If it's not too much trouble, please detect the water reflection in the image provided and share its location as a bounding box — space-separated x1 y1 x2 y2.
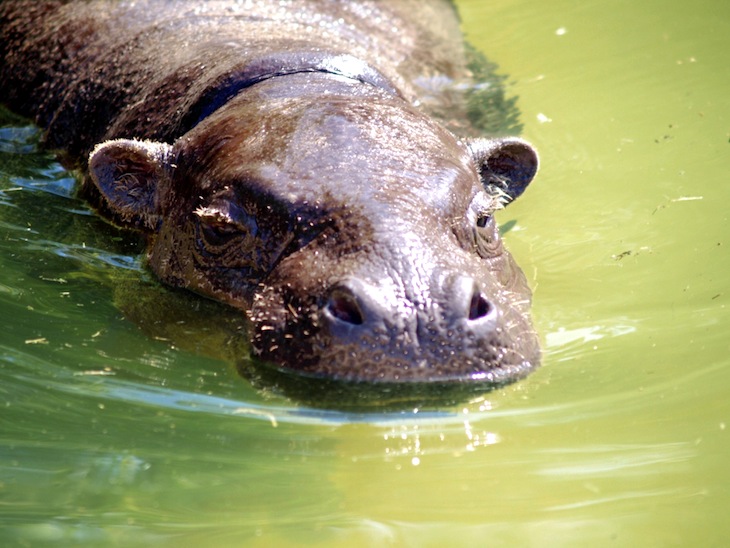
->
546 321 637 349
378 413 502 466
536 442 696 478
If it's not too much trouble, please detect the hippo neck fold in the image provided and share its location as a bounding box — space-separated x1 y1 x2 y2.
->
187 51 403 127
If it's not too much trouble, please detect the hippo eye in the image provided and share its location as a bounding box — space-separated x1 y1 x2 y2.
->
476 213 491 228
473 211 502 258
201 219 240 247
466 193 504 258
195 206 243 248
474 212 496 235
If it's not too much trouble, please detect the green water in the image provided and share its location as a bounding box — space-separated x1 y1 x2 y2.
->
1 0 729 545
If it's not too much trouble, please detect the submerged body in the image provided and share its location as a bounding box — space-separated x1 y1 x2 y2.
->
0 0 540 391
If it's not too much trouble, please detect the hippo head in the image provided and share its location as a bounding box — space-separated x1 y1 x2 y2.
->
88 74 539 397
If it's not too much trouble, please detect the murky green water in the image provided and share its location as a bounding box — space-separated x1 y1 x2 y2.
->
1 0 729 545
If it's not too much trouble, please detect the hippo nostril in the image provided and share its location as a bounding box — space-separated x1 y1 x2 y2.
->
327 289 364 325
468 291 493 321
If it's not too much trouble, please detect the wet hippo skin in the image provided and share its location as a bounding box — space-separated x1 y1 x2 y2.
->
0 1 540 402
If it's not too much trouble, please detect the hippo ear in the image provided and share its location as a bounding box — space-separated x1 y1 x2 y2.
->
88 139 173 230
468 137 539 202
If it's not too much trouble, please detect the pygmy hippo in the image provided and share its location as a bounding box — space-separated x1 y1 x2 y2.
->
0 0 540 396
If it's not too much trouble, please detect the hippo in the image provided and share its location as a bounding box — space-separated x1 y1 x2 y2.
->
0 0 540 403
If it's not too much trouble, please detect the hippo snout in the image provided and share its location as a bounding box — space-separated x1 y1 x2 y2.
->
323 275 498 338
261 263 533 384
453 275 497 324
323 279 380 333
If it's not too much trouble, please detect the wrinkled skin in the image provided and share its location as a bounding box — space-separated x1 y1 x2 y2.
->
0 0 540 394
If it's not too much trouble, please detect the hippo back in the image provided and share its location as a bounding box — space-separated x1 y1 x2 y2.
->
0 0 512 164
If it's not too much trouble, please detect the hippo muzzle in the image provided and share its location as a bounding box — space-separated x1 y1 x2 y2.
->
250 210 539 384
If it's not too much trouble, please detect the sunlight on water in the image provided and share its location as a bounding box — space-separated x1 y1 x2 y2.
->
1 0 730 545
